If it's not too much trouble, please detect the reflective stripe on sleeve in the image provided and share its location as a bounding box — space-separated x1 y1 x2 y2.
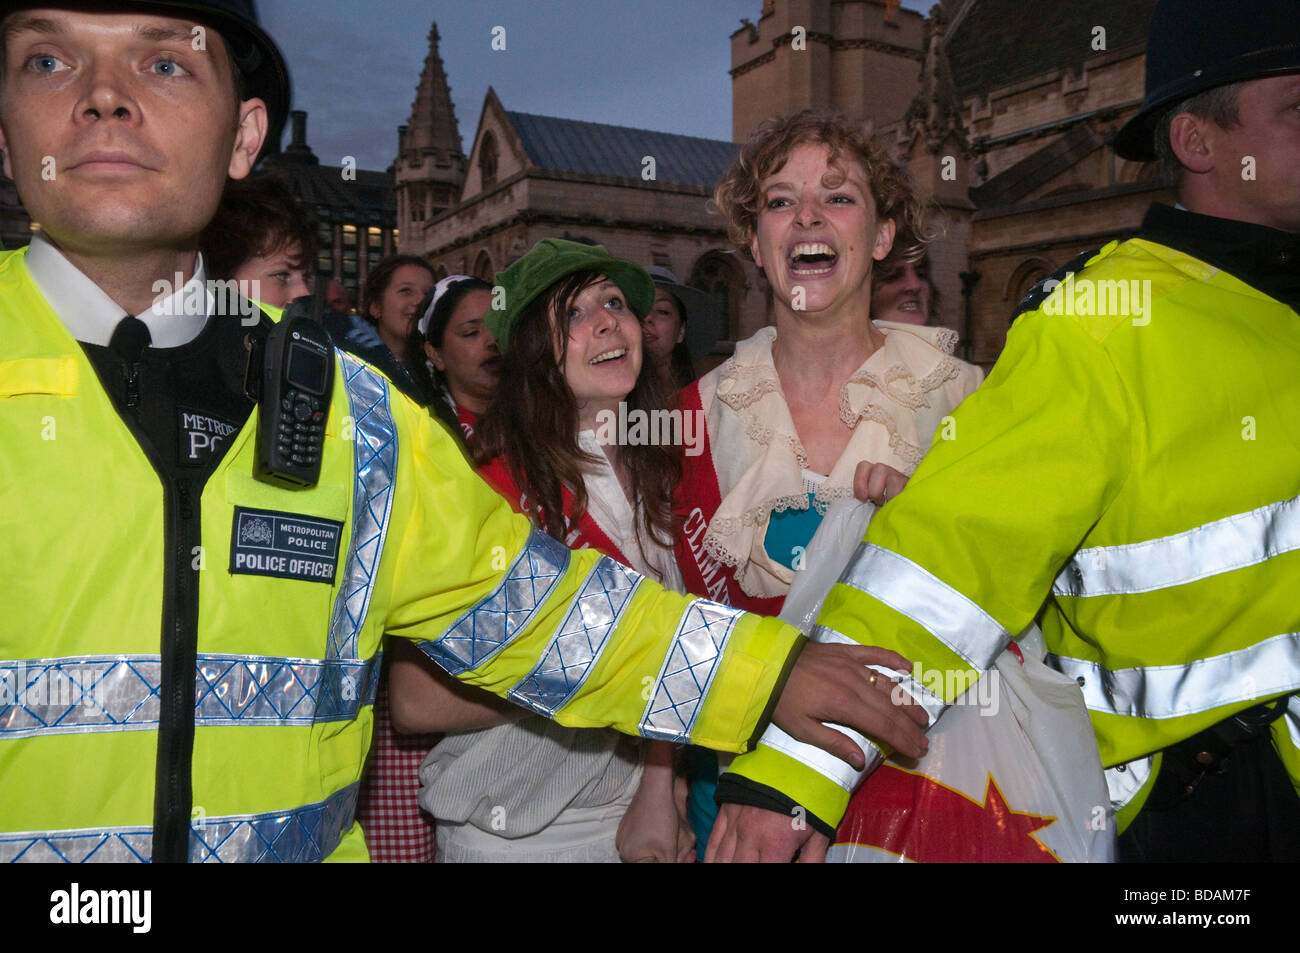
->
329 352 399 661
747 625 944 793
419 527 570 677
507 557 643 717
1053 494 1300 598
838 543 1008 670
1047 631 1300 720
638 599 744 743
758 723 884 792
0 783 359 863
0 654 382 738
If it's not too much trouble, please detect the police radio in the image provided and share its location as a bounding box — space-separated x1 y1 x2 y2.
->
249 296 335 489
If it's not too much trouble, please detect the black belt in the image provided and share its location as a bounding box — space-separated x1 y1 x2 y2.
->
1144 695 1292 811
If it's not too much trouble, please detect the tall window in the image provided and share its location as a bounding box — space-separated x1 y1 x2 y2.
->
480 132 499 189
691 252 745 342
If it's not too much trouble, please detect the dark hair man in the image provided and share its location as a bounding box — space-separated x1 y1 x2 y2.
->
710 0 1300 863
0 1 925 862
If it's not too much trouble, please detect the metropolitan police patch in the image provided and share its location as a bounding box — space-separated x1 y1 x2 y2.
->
230 506 343 584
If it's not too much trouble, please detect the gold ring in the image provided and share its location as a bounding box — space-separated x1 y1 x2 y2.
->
869 672 879 688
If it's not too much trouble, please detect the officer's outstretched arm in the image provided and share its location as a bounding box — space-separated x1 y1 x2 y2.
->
381 400 931 758
381 400 796 753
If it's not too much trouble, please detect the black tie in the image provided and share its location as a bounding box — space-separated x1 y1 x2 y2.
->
110 315 151 407
110 314 152 361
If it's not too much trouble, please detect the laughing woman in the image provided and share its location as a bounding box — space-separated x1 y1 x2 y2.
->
674 109 984 850
389 239 694 862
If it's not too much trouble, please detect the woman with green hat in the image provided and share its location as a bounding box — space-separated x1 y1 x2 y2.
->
389 238 695 862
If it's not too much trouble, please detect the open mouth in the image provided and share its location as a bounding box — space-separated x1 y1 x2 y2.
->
589 348 627 366
895 299 921 312
789 241 838 277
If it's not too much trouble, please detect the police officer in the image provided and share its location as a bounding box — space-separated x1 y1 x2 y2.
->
710 0 1300 862
0 0 926 862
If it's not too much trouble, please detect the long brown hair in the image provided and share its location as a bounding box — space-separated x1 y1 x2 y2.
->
474 269 681 552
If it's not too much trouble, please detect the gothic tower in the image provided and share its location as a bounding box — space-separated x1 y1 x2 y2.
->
394 23 467 253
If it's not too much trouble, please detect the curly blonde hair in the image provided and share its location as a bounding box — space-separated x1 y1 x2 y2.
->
713 109 929 275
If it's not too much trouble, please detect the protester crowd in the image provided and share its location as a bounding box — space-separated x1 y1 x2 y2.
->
2 0 1297 865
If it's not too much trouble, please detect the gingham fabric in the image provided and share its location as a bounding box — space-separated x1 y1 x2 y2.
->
355 681 438 862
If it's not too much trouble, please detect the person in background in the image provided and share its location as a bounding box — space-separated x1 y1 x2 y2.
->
202 172 316 309
674 109 984 857
871 251 938 327
325 278 352 315
641 267 702 394
392 240 699 862
406 275 500 444
325 254 436 407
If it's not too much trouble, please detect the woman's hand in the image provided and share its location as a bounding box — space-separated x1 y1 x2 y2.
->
616 741 693 862
853 461 909 505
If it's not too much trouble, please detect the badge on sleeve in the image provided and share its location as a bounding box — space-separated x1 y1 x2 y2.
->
230 506 343 584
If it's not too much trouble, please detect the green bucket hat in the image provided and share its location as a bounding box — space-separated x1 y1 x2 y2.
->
486 238 655 352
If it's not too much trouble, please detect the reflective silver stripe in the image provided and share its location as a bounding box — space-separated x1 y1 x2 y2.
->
839 543 1007 670
328 352 399 661
0 655 381 738
190 783 359 862
507 557 642 717
758 723 883 793
0 656 159 737
420 527 570 677
0 825 153 863
1053 494 1300 598
1047 631 1300 720
638 599 743 743
1106 754 1154 815
1 784 359 863
194 654 381 726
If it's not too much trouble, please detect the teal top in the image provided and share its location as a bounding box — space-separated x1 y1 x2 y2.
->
762 493 823 570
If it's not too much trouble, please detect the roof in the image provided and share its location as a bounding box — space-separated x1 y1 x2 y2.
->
264 158 396 226
506 111 738 188
970 120 1105 208
947 0 1157 99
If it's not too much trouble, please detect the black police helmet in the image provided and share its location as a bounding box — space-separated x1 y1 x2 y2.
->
1115 0 1300 162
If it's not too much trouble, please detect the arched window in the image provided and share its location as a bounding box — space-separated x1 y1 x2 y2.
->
1004 256 1056 322
690 251 746 343
473 250 494 281
480 132 499 189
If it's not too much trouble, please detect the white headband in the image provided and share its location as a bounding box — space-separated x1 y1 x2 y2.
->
417 274 475 338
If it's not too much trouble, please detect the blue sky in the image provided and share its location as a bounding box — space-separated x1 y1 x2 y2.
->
259 0 932 171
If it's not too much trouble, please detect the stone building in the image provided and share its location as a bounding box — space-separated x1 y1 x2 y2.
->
262 110 398 306
402 75 766 354
394 23 467 255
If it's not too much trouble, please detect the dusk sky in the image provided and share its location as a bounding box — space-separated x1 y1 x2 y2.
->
259 0 932 171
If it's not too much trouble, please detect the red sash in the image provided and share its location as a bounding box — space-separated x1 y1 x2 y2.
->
477 456 631 565
673 382 785 616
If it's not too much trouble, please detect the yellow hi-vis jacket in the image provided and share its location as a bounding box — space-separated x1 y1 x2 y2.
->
725 236 1300 833
0 247 801 862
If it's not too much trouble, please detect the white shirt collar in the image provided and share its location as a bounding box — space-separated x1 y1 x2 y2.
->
26 231 213 348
